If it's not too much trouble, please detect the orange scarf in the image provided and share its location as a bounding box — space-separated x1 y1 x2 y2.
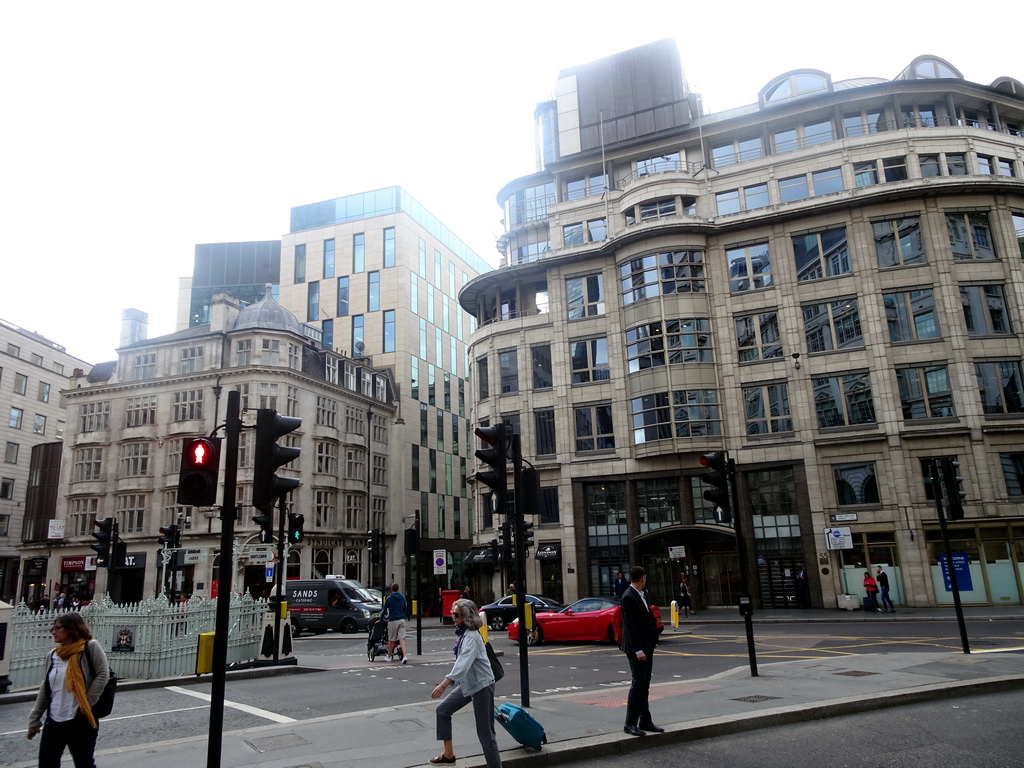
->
55 639 97 729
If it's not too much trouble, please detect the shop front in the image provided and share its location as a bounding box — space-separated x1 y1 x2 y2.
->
924 521 1024 605
535 542 563 603
57 555 98 603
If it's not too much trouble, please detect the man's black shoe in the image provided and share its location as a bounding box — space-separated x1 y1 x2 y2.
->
623 725 645 737
639 723 665 733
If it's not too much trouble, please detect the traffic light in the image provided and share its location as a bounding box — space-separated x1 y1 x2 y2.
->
177 437 222 507
489 538 499 564
253 409 302 509
287 512 305 543
113 537 127 569
91 517 115 568
475 423 508 515
253 511 274 544
368 528 381 564
497 520 512 563
941 458 967 520
404 526 419 556
158 524 179 548
519 518 535 551
700 451 732 524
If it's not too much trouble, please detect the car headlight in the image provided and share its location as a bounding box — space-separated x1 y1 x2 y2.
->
362 609 371 617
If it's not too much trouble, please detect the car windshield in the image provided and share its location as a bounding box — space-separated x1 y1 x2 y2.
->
344 586 376 603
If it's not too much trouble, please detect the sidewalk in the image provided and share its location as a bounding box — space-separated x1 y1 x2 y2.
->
6 606 1024 768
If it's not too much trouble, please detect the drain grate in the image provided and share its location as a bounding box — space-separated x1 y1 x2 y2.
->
730 695 782 703
835 670 879 677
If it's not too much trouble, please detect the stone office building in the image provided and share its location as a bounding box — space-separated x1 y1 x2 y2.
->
460 40 1024 609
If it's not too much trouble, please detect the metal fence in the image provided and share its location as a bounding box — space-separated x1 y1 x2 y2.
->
8 592 267 690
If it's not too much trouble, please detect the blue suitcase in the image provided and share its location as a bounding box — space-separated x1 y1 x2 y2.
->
494 702 547 750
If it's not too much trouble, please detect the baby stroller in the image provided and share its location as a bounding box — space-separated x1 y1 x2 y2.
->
366 612 403 662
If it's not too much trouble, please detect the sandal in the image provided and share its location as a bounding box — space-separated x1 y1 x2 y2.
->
429 755 456 765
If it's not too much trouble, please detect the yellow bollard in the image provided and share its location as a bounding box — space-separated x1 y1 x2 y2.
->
671 600 679 629
196 631 215 675
480 612 489 643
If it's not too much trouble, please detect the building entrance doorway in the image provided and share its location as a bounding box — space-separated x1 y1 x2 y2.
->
700 552 740 608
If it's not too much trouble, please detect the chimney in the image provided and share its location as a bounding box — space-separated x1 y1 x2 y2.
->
209 292 241 332
120 309 149 347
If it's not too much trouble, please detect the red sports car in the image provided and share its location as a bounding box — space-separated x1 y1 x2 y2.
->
507 597 663 646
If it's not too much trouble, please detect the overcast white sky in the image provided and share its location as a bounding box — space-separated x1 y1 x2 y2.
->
2 1 1020 365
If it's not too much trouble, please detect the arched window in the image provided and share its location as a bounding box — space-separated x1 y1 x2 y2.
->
762 71 830 105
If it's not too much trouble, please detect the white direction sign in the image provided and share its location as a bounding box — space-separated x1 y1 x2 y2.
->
248 549 272 563
182 549 205 564
824 527 853 550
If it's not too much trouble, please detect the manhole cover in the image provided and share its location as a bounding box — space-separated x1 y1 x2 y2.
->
246 734 310 753
835 670 879 677
730 695 782 703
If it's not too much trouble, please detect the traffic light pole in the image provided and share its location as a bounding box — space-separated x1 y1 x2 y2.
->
274 494 287 664
932 459 970 654
512 433 530 708
728 458 758 677
208 389 240 768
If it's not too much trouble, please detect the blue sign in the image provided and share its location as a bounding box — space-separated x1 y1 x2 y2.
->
939 552 973 591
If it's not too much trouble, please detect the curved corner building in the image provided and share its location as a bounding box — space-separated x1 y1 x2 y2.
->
459 40 1024 610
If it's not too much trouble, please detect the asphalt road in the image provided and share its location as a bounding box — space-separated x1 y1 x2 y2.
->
2 619 1021 766
573 689 1024 768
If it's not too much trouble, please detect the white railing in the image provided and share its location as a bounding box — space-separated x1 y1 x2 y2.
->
8 592 267 690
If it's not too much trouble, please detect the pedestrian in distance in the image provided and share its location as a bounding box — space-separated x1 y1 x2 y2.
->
428 598 502 766
620 566 664 737
863 570 880 612
382 583 410 663
461 584 473 601
794 564 811 609
678 573 696 616
876 566 896 613
27 612 110 768
613 571 629 599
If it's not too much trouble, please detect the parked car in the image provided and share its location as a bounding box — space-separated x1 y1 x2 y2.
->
507 597 664 645
478 594 564 630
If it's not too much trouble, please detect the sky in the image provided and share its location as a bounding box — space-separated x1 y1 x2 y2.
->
2 1 1021 366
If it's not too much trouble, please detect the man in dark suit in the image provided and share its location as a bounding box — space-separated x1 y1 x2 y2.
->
620 566 663 736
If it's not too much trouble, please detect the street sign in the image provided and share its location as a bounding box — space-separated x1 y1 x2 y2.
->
939 552 974 591
433 549 447 575
183 549 205 564
668 546 687 559
248 549 272 563
48 520 66 539
265 564 275 582
824 527 853 550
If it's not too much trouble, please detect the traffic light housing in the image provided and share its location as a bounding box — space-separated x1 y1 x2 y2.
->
475 423 508 514
700 451 732 524
253 409 302 509
253 511 274 544
158 524 180 548
287 512 305 543
519 519 535 551
368 528 381 564
941 458 967 520
177 437 222 507
497 520 512 563
91 517 115 568
404 526 419 556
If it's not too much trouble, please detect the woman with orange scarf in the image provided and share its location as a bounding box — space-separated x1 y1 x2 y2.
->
27 612 110 768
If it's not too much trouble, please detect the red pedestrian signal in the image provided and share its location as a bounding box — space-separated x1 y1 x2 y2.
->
177 437 222 507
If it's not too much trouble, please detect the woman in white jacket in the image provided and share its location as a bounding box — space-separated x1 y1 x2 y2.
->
428 598 501 766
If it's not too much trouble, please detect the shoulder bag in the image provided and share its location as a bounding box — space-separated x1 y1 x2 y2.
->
484 640 505 682
84 641 118 718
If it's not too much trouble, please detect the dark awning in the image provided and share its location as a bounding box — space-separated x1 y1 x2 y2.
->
464 547 495 566
535 543 561 560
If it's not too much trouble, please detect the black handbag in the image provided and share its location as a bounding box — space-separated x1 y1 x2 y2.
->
484 640 505 682
84 643 117 718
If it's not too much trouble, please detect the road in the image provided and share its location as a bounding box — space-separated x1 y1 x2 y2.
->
573 689 1024 767
2 618 1021 766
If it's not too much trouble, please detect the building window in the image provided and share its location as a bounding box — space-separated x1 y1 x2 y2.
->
743 383 792 434
803 298 863 352
873 217 925 267
534 409 556 455
235 339 252 366
711 136 763 167
67 498 99 537
883 156 908 182
946 154 968 175
566 274 605 319
884 289 939 341
1001 453 1024 496
843 110 884 137
315 441 339 475
835 463 880 505
37 382 50 403
73 447 103 482
961 285 1012 335
897 365 955 419
563 219 608 246
259 382 279 410
477 357 489 400
531 345 552 389
716 189 741 216
574 404 615 451
727 243 772 292
32 414 45 434
353 233 365 273
14 373 27 395
262 339 280 364
383 227 395 268
630 393 672 444
352 315 364 356
323 319 334 352
565 172 606 200
736 312 783 362
635 152 681 175
976 361 1024 414
323 238 335 278
172 389 203 421
345 447 365 480
116 493 147 534
499 349 519 393
316 396 338 427
620 250 705 304
383 309 395 353
307 281 320 322
132 353 156 381
124 395 157 427
538 487 559 524
345 405 365 434
179 346 204 374
294 243 306 284
672 389 722 437
779 173 809 201
6 343 19 357
119 442 151 477
79 401 110 433
919 154 940 178
901 104 937 128
812 372 876 428
8 408 23 429
854 161 879 187
947 212 996 260
812 167 844 195
4 442 18 464
570 337 610 383
1 478 14 499
793 227 850 281
625 319 712 373
368 271 380 312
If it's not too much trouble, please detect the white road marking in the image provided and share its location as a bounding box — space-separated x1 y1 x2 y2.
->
166 685 297 723
0 706 207 736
